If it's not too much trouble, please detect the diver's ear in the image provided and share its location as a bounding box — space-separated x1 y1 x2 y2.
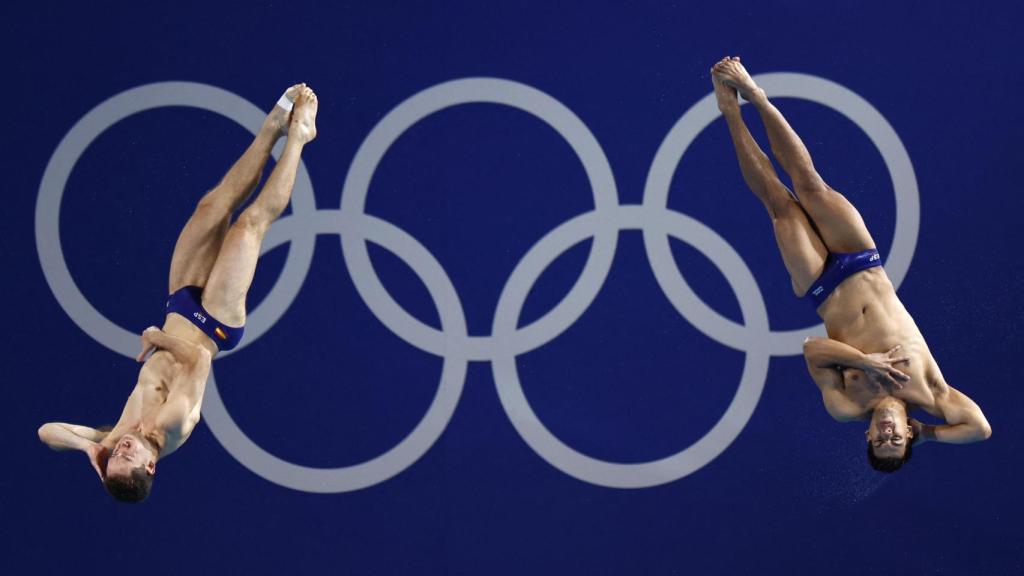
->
145 460 156 476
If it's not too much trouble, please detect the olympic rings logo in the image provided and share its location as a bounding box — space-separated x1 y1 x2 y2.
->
36 75 919 492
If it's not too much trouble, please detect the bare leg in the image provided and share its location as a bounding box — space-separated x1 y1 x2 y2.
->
713 57 875 253
712 66 826 296
167 84 305 292
201 86 319 326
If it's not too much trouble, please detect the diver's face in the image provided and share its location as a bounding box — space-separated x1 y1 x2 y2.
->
866 404 912 458
106 434 156 477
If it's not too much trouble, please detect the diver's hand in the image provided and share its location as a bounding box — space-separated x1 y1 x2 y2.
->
85 443 109 482
136 326 161 362
862 345 911 389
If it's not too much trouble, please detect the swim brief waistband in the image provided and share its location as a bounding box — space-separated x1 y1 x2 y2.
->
165 286 244 351
806 248 882 308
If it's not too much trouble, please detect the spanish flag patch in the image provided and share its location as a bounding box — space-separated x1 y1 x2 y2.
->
214 327 228 340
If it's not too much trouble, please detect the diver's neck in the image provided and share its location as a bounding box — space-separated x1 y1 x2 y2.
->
868 395 906 415
140 427 166 459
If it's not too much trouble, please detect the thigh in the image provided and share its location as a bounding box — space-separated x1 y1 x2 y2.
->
167 195 232 293
794 185 875 253
771 197 829 296
198 213 265 327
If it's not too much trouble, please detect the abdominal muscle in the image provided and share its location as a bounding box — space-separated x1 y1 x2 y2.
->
818 267 944 410
162 312 219 355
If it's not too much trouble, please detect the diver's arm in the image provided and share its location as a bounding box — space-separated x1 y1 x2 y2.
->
803 337 910 388
38 423 110 481
137 326 207 364
913 387 991 444
802 337 874 394
913 422 989 444
37 422 107 451
802 340 863 421
803 337 872 370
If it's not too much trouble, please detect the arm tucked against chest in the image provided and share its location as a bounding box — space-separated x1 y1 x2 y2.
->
136 327 212 441
803 337 912 389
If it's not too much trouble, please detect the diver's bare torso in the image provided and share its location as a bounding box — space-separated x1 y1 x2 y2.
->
102 315 214 459
817 268 948 420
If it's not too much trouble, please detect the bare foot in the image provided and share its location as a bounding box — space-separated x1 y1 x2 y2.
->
712 56 764 103
265 83 305 138
710 65 739 113
289 86 318 144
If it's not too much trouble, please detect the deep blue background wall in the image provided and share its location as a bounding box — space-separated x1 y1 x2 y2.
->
3 1 1023 574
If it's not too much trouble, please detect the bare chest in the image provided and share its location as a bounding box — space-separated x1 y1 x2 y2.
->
139 354 175 402
113 353 178 433
840 350 947 419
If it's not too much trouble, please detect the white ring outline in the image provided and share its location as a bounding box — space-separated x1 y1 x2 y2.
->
491 205 770 488
339 78 620 361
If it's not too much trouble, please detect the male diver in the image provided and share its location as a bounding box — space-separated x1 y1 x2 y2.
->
710 56 990 472
38 84 319 500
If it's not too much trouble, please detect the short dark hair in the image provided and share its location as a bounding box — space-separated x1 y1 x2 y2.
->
867 438 914 473
103 467 153 503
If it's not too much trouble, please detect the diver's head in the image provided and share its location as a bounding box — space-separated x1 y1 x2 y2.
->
103 433 156 502
865 397 914 473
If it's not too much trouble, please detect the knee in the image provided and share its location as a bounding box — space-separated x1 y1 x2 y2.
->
196 189 234 217
793 180 830 201
235 208 271 235
767 195 800 221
